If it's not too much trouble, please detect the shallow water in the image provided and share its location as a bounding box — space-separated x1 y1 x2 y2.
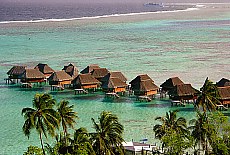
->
0 7 230 155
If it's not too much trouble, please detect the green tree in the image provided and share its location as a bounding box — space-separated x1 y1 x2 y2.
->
153 110 189 154
189 111 213 154
23 145 43 155
207 112 230 155
153 110 188 139
91 111 125 155
70 127 95 155
195 77 220 112
22 93 60 155
57 100 78 144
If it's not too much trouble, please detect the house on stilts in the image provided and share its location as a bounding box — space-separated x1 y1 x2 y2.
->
48 71 72 90
6 66 26 84
129 74 159 102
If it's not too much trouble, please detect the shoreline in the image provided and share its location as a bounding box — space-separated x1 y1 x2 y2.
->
0 3 230 28
0 3 197 24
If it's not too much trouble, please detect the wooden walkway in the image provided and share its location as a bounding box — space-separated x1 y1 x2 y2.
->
137 96 151 102
105 92 120 99
74 89 88 95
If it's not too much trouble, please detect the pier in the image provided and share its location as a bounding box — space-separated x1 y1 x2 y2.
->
105 92 120 99
137 96 152 102
74 89 88 95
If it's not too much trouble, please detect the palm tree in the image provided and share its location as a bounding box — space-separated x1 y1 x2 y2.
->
57 100 78 142
70 127 95 155
195 77 220 112
22 93 60 155
189 111 214 154
154 110 188 138
91 111 125 155
153 110 189 153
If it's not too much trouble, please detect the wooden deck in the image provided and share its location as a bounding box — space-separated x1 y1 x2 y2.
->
74 89 88 95
171 100 185 106
105 92 120 99
137 96 151 102
216 104 228 111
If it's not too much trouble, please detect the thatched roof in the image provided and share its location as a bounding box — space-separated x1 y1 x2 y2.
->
216 78 230 87
218 86 230 100
101 71 127 82
91 68 109 79
48 71 72 82
80 64 100 74
62 63 78 77
129 74 154 85
131 79 159 91
72 74 100 85
7 66 26 76
34 63 54 74
160 77 184 89
20 69 46 79
169 84 199 96
102 77 127 89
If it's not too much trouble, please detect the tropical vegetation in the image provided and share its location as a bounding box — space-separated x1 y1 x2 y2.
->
22 77 230 155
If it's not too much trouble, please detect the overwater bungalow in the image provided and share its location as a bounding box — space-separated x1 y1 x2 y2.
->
101 71 127 83
48 71 72 90
216 78 230 87
80 64 100 74
101 77 127 94
168 84 199 104
34 63 54 79
72 73 100 90
20 69 46 87
91 68 109 82
6 65 26 83
129 74 159 99
62 63 79 78
160 77 184 98
218 86 230 107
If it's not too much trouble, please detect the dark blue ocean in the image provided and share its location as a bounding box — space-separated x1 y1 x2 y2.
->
0 1 189 22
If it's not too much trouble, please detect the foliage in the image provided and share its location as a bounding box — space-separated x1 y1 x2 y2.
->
195 77 220 112
70 127 95 155
22 93 60 155
57 100 78 145
91 111 125 155
153 110 190 154
161 128 193 155
23 145 43 155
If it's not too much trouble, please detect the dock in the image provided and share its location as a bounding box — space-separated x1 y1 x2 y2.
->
20 82 32 88
171 100 185 106
105 92 120 99
137 96 151 102
51 85 64 91
74 89 88 95
216 104 228 111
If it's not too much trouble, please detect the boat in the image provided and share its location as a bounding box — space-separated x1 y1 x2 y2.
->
144 2 164 7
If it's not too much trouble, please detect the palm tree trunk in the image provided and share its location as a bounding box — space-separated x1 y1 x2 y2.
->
39 132 46 155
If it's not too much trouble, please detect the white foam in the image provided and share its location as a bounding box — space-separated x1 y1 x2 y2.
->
0 6 200 24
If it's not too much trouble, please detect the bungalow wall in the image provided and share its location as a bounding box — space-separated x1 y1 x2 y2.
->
146 90 157 96
134 90 157 96
21 78 45 83
170 95 197 101
103 87 126 93
82 84 98 89
114 87 126 93
221 100 230 105
49 80 71 86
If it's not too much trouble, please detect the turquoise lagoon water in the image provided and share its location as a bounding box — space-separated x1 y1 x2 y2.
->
0 14 230 154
